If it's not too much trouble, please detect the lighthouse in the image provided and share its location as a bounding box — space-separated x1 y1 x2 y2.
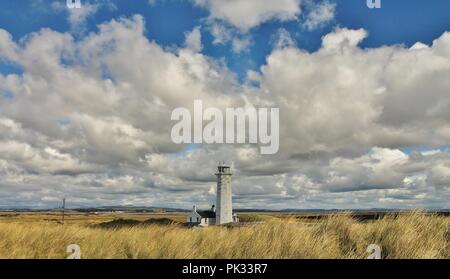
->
215 163 233 224
187 163 238 226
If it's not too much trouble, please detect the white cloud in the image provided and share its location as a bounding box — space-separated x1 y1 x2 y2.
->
258 28 450 157
184 26 203 52
321 27 368 51
0 14 449 209
51 0 117 33
303 1 336 30
0 15 238 168
68 3 99 31
0 29 20 62
207 23 252 53
209 23 233 45
200 0 335 56
194 0 301 32
231 36 252 53
272 28 296 49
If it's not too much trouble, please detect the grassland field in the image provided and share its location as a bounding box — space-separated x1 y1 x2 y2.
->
0 211 448 259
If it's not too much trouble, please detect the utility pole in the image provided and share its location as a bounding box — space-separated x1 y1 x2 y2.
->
61 197 66 225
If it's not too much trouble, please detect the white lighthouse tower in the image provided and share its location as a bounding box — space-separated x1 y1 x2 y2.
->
215 163 233 224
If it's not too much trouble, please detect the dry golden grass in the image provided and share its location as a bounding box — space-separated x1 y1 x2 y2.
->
0 211 448 259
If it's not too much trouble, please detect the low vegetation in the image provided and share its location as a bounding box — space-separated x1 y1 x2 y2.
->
0 211 448 259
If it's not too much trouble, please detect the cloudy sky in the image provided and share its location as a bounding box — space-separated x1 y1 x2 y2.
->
0 0 449 210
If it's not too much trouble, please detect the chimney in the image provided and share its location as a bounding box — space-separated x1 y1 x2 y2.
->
211 205 216 212
193 205 197 212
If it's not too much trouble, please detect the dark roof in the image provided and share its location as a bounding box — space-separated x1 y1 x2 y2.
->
198 211 216 218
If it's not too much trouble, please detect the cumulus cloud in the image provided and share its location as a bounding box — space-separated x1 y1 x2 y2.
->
303 0 336 30
259 28 450 156
207 23 252 53
271 28 296 49
194 0 301 32
209 23 233 45
184 26 203 52
68 3 99 28
0 29 20 62
0 14 449 209
50 0 117 33
0 15 243 208
199 0 335 56
231 36 252 53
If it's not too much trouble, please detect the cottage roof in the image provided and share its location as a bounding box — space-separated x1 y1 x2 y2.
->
198 210 215 218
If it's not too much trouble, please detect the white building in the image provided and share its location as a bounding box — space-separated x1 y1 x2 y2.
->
186 205 216 226
187 163 238 226
215 163 233 224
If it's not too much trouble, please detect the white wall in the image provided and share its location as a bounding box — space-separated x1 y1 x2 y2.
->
200 218 216 226
187 211 201 223
216 173 233 224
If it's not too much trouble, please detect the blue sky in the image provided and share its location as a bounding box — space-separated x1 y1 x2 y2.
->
1 0 450 78
0 0 449 209
2 0 448 155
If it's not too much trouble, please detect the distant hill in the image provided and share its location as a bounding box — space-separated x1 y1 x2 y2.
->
0 206 449 213
72 206 187 213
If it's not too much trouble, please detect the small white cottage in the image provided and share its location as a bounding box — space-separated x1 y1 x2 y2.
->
187 205 216 226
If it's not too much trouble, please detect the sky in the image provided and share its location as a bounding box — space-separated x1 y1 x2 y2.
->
0 0 449 210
